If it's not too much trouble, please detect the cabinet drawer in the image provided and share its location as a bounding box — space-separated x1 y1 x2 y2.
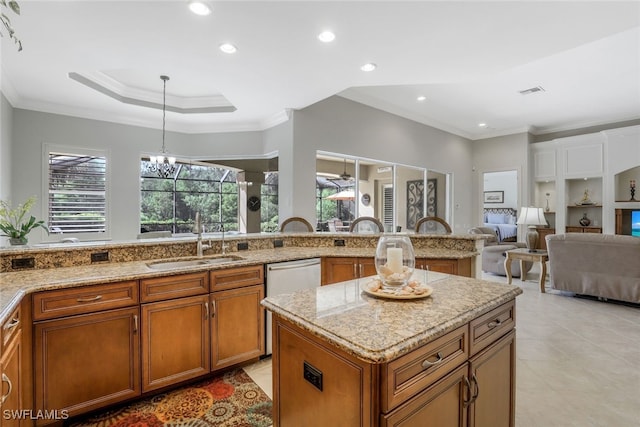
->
381 363 469 427
33 281 139 321
469 300 515 355
210 265 263 291
140 272 209 303
381 324 468 413
1 304 21 352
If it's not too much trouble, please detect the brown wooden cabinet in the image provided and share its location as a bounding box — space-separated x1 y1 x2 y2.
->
565 226 602 233
416 258 472 277
322 257 376 285
536 227 555 250
210 284 264 371
381 364 469 427
32 282 141 424
272 300 516 427
468 330 516 427
33 307 140 423
210 266 265 371
141 294 210 392
140 272 210 392
1 305 23 427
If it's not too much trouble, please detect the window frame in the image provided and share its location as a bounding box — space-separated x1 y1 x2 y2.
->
42 144 111 242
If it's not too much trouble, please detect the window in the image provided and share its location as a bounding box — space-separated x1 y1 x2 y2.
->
47 152 107 236
261 172 279 232
382 184 394 227
316 176 354 231
140 161 239 233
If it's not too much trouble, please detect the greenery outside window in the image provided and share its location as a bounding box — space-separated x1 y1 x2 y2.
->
261 172 279 232
140 161 238 234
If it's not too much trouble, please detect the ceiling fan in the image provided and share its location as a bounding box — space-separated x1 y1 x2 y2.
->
336 159 353 181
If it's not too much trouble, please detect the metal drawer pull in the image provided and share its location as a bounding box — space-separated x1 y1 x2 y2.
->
1 373 12 404
359 263 364 277
353 264 357 277
487 319 502 329
133 315 138 333
211 301 216 318
204 302 209 319
463 376 472 407
3 317 20 331
471 373 480 403
76 295 102 303
421 351 444 368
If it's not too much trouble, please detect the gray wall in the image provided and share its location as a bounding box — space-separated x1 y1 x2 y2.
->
294 96 475 232
0 94 13 246
4 94 514 243
471 132 531 236
11 109 263 242
0 93 12 201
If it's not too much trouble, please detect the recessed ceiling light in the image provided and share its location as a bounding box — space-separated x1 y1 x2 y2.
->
219 43 237 54
188 1 212 16
417 96 426 102
361 63 377 72
478 123 487 128
318 31 336 43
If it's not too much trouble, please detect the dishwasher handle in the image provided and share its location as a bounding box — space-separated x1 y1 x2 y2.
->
268 259 321 271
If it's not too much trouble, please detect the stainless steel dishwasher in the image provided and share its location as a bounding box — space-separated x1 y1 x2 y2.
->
265 258 322 355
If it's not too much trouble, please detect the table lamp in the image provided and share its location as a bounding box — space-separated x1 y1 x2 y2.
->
517 207 547 252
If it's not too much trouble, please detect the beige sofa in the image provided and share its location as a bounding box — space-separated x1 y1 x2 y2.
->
546 233 640 304
469 226 532 277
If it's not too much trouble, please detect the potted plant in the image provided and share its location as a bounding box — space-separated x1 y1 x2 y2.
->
0 0 22 51
0 195 48 245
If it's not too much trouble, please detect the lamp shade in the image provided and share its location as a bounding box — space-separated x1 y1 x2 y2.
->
517 207 547 251
517 207 547 226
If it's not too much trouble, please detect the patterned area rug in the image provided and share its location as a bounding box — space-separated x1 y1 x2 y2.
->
69 369 272 427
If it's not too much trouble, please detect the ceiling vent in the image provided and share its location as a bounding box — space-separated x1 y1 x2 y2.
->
518 86 545 95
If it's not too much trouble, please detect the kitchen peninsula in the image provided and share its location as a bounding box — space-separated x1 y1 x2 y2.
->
262 271 522 427
0 232 487 424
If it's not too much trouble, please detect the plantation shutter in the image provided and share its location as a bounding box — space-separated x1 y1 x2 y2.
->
48 153 107 234
382 184 394 226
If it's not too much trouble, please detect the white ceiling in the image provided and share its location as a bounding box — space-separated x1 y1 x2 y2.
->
2 1 639 140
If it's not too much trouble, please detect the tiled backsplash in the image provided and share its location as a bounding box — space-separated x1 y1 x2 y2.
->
0 233 482 272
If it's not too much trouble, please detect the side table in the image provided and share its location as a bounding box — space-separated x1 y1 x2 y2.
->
504 248 549 293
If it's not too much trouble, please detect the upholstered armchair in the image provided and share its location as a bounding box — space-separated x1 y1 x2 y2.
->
469 227 532 277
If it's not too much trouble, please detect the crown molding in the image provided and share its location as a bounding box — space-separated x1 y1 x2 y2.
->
68 71 236 114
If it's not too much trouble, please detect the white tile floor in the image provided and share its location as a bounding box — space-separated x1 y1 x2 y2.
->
244 266 640 426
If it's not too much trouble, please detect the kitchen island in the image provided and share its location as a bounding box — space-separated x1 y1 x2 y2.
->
262 271 522 427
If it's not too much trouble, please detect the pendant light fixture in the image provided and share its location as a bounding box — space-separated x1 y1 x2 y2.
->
148 75 176 178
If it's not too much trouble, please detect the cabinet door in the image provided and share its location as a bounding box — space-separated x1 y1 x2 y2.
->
211 284 264 370
1 331 22 427
468 330 516 427
141 295 210 392
358 257 377 278
416 258 457 275
322 257 357 285
34 307 140 419
381 363 469 427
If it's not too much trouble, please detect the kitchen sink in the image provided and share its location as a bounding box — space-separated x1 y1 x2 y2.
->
146 255 244 270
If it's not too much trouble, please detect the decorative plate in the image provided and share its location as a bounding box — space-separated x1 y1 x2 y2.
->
361 279 433 300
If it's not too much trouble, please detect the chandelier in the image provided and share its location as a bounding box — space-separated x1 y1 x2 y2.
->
147 75 176 178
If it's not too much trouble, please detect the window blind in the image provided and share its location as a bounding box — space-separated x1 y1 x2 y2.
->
383 184 394 225
48 153 106 234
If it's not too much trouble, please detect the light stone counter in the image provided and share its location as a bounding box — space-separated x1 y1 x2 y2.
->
0 246 479 324
261 271 522 363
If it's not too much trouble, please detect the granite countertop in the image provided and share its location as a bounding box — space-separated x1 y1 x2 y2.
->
0 246 476 324
261 271 523 363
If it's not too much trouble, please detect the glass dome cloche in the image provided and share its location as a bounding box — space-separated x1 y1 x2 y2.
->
375 235 415 289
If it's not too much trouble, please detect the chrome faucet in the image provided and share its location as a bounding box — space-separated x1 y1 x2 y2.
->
194 212 211 257
219 223 229 255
